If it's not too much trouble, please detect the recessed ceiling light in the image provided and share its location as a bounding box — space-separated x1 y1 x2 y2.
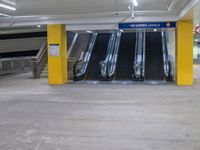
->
0 3 16 11
128 5 131 11
37 25 42 28
86 30 92 33
154 29 157 32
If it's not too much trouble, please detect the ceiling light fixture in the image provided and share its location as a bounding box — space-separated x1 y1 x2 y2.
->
128 5 131 11
129 0 138 19
0 12 11 17
0 3 16 11
37 25 42 28
133 0 138 7
86 30 92 33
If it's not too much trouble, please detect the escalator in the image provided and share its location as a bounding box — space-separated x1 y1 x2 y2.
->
73 33 97 81
86 33 110 80
115 33 136 80
145 32 164 80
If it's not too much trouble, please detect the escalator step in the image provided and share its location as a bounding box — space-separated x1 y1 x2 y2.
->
115 33 136 80
145 32 164 80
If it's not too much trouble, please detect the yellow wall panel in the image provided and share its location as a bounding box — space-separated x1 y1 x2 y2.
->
176 21 193 86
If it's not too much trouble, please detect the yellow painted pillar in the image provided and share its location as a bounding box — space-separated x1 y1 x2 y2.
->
176 21 193 86
47 24 67 84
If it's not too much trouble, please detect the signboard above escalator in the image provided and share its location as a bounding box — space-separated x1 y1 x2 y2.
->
119 22 176 29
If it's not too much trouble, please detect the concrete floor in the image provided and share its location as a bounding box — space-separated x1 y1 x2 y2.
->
0 67 200 150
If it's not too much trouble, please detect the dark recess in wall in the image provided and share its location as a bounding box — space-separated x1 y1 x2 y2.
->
0 31 73 58
0 32 47 40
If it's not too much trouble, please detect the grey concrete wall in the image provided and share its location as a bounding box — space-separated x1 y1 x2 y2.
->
0 37 47 53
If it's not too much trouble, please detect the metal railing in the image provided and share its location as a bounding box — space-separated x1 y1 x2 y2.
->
107 32 121 78
0 56 32 76
134 30 145 79
142 32 146 78
100 32 116 78
74 32 98 80
68 57 76 80
32 42 48 79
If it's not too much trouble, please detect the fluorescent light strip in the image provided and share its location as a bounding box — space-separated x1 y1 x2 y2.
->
86 30 92 33
133 0 138 7
0 12 11 17
0 3 16 11
168 0 177 11
1 0 16 6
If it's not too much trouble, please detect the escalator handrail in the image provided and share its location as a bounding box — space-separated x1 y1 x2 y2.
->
100 33 116 78
161 31 170 79
74 32 98 78
133 31 138 77
68 33 79 57
108 32 121 77
142 31 146 78
134 30 144 78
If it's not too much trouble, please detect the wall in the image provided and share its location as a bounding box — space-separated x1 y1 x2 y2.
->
0 37 46 53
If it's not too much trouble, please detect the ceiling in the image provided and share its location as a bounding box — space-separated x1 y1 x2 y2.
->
0 0 197 29
1 0 190 15
0 0 189 15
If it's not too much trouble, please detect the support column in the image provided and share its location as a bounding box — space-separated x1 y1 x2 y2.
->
176 21 193 86
47 24 67 84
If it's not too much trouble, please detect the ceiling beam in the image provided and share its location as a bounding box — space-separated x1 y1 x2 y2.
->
179 0 200 20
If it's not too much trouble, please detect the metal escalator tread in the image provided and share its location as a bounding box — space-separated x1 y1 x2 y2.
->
145 32 164 80
115 33 136 80
86 33 110 80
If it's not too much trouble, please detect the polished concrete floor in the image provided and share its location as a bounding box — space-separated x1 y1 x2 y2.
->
0 67 200 150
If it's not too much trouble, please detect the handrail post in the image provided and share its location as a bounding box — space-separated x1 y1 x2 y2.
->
11 58 14 72
0 58 2 73
21 57 24 71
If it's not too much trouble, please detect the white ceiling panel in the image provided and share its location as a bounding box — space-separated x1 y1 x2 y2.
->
0 0 194 28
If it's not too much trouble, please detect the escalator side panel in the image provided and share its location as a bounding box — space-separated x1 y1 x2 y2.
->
115 33 136 80
86 33 110 80
145 32 164 80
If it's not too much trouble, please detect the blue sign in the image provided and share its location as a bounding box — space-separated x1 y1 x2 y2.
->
119 22 176 29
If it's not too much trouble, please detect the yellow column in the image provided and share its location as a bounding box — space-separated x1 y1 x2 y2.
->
176 21 193 86
47 24 67 84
